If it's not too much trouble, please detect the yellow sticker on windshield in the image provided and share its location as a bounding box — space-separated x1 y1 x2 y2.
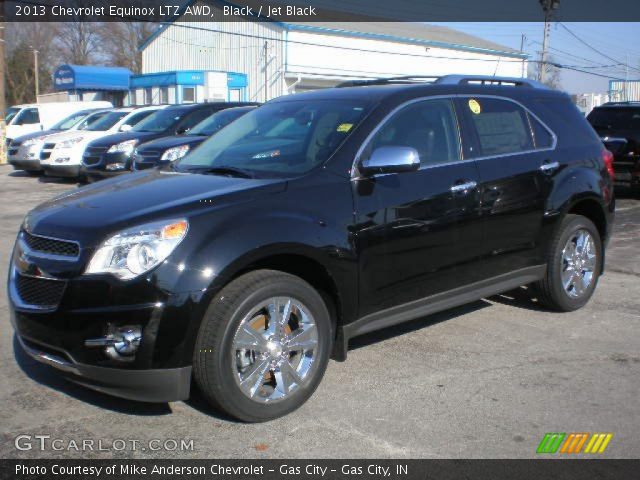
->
337 123 353 132
468 99 481 114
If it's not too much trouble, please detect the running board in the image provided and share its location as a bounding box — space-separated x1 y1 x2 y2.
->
332 265 546 361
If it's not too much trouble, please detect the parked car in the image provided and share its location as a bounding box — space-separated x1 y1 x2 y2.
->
8 109 112 174
40 106 163 179
133 105 258 170
82 102 257 181
587 101 640 195
9 75 614 422
5 101 112 144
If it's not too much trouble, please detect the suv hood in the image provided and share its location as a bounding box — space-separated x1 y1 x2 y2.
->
41 129 108 145
12 129 62 143
137 135 207 152
26 169 287 246
89 131 164 148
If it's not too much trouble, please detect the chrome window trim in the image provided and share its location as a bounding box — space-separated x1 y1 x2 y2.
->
351 93 558 180
19 231 81 261
456 94 558 159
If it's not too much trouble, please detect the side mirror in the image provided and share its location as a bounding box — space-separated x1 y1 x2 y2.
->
176 126 189 135
119 124 132 132
360 146 420 175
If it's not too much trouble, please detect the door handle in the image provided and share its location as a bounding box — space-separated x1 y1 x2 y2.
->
540 161 559 173
450 180 477 193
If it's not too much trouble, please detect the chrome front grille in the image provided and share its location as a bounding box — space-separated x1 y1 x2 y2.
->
40 143 57 160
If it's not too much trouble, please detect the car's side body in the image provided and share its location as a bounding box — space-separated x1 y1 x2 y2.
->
8 78 614 405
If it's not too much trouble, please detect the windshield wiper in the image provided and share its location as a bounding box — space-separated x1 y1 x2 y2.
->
184 165 254 178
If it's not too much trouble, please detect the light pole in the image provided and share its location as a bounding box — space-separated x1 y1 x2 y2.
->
539 0 560 83
33 48 39 100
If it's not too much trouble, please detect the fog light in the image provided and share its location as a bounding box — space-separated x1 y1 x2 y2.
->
106 162 126 171
85 325 142 362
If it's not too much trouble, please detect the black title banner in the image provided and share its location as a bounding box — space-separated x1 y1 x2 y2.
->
4 0 640 22
2 460 640 480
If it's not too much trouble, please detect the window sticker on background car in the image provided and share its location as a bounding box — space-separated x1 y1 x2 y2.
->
468 99 482 114
337 123 353 132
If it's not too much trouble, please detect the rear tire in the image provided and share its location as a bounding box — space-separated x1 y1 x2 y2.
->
193 270 331 422
535 214 602 312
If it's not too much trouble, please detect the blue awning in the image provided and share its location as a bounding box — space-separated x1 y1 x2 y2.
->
53 65 132 91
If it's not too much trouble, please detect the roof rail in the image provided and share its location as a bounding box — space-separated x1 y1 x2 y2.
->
435 75 550 89
601 101 640 106
336 74 549 89
336 76 439 88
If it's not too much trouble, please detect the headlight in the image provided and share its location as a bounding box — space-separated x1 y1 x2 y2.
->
107 139 138 155
160 144 190 161
56 137 84 149
22 136 46 147
85 219 188 280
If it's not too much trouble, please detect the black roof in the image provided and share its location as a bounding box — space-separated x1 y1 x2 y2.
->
270 76 567 105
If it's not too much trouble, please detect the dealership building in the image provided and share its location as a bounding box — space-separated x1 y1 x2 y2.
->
50 1 528 105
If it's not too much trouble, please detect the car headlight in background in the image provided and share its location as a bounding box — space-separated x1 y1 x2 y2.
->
55 137 84 149
22 136 46 147
161 144 190 161
85 219 189 280
107 139 138 155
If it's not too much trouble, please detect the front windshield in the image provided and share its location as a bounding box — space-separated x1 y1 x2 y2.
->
132 108 186 133
84 111 128 131
51 110 93 130
75 111 111 130
189 108 253 136
177 100 369 176
5 107 21 124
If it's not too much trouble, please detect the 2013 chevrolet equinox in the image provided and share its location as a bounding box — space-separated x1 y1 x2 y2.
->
9 76 615 422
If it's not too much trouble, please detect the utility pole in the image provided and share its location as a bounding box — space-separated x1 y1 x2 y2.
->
0 17 6 165
33 49 39 100
520 34 527 78
539 0 560 84
263 41 269 102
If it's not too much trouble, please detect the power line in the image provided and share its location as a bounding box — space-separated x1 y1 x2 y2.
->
558 23 640 74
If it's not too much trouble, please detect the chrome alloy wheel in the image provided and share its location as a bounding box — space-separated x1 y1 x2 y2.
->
232 297 318 403
561 229 597 299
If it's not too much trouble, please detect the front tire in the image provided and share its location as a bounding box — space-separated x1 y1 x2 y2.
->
535 214 602 311
193 270 332 422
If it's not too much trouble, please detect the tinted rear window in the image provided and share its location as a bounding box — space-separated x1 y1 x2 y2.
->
587 108 640 130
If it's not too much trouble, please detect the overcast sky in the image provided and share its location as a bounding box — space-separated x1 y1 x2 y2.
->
434 22 640 94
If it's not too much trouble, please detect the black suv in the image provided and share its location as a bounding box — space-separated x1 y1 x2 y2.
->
132 105 257 171
81 102 255 182
587 101 640 195
9 76 614 422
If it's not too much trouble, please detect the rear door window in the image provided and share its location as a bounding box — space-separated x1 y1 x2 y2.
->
464 98 534 156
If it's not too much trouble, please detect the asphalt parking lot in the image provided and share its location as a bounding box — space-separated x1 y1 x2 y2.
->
0 165 638 459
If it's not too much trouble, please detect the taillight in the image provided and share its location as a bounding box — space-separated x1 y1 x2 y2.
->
602 149 615 181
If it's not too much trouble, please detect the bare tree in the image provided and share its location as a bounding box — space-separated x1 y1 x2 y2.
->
529 56 561 90
98 22 156 73
5 22 58 104
56 21 101 65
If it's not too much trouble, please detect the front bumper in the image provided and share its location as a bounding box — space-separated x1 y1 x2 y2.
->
9 143 45 171
8 231 210 403
17 335 191 402
42 163 82 178
82 151 133 181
